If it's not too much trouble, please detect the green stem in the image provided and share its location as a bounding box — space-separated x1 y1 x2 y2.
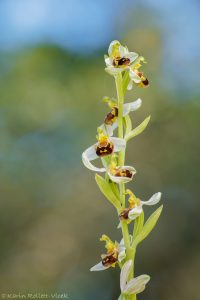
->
115 72 125 167
115 72 131 255
116 72 137 300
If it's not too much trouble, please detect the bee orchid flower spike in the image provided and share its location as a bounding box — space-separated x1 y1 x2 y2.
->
82 40 164 300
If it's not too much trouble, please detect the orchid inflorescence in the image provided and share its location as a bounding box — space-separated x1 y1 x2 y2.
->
82 40 163 300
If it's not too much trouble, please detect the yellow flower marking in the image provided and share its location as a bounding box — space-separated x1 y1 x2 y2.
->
100 235 119 267
98 133 109 147
126 189 141 208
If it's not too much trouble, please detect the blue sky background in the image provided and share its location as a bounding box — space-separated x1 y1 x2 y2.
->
0 0 199 94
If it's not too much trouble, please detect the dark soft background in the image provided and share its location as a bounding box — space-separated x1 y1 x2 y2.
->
0 1 199 299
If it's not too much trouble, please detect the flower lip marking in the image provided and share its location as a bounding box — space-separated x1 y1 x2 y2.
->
100 235 119 268
115 168 132 178
102 252 118 267
141 78 149 86
104 106 118 125
136 70 149 87
107 164 136 184
119 208 130 220
113 57 131 67
95 133 114 157
96 142 114 157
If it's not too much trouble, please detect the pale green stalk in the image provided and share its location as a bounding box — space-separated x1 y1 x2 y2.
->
115 72 136 300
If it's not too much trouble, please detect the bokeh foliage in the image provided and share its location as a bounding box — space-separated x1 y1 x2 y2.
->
0 40 199 300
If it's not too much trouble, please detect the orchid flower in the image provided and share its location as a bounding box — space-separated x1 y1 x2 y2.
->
119 190 162 221
107 161 136 184
90 235 126 271
101 98 142 136
83 147 136 184
82 132 126 172
128 57 149 90
120 260 150 295
105 40 138 76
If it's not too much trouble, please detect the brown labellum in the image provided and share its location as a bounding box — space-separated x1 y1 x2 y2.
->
113 57 130 67
102 252 118 267
115 169 132 178
104 107 118 125
142 78 149 86
119 208 130 220
96 142 114 157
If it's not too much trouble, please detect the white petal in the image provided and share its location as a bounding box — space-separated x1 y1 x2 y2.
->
129 69 141 83
107 166 136 184
126 52 139 63
105 57 113 67
108 40 120 56
120 260 133 292
119 237 125 246
111 121 118 131
82 145 106 172
127 80 133 90
123 274 150 294
141 192 162 206
111 137 126 152
128 205 143 220
123 99 142 116
90 261 109 272
118 249 126 263
119 45 129 57
99 123 114 136
83 145 98 161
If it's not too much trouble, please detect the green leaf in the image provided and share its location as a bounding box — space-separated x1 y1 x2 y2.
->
124 114 132 137
95 174 121 210
125 115 151 142
132 205 163 247
109 181 120 199
133 211 144 238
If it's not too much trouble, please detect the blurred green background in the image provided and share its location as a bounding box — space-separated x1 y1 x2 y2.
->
0 1 199 299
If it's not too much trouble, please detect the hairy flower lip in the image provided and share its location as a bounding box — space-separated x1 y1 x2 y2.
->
113 57 131 67
104 107 118 125
102 252 118 267
95 141 114 157
119 208 130 220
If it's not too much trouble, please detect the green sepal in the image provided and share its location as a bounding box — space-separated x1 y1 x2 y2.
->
133 211 144 238
122 70 130 95
125 115 151 142
132 205 163 248
95 174 121 211
124 114 132 137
